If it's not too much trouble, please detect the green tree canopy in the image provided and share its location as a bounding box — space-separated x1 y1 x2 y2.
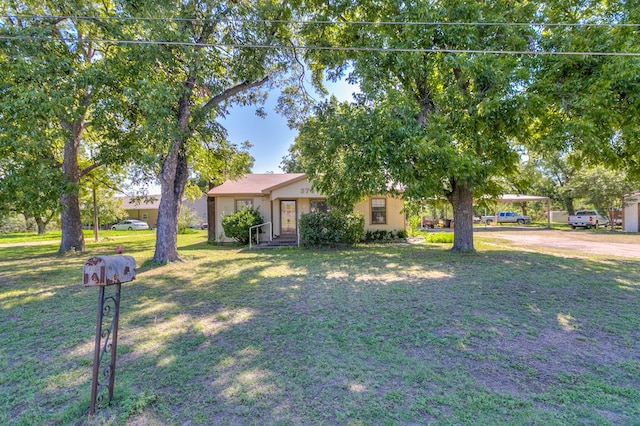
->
528 1 640 179
0 2 142 251
566 165 635 228
113 0 302 262
291 0 538 251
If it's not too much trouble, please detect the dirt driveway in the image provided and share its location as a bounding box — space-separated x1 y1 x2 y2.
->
474 227 640 259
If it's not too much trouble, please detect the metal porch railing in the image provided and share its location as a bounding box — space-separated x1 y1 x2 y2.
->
249 222 272 250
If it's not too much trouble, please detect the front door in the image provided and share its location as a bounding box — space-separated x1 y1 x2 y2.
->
281 200 297 235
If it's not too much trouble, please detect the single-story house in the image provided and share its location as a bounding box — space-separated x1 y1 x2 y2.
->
116 195 208 229
206 173 405 243
623 192 640 232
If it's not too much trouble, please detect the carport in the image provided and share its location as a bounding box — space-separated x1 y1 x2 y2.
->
496 194 551 228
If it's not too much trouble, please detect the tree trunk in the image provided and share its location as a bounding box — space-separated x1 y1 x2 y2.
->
153 138 190 263
58 132 85 253
447 180 475 252
565 197 575 215
153 186 182 263
152 70 197 263
35 217 47 235
150 76 270 262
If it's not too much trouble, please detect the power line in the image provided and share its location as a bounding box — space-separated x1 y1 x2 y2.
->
2 14 640 28
1 34 638 57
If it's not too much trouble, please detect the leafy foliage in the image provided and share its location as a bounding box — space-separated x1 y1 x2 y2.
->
0 3 143 249
178 206 202 234
566 166 635 227
221 207 264 244
109 0 303 262
0 156 64 234
364 229 406 242
425 232 455 244
528 1 640 180
299 210 365 246
291 0 539 251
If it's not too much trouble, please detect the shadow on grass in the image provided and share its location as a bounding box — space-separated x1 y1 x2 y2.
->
1 242 639 424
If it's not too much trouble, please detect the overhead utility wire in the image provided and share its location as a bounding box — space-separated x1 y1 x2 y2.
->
1 34 638 56
3 14 640 28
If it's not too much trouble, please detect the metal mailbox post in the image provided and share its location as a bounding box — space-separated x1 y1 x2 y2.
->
83 255 136 415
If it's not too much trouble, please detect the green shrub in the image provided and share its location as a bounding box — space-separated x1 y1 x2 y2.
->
364 229 405 242
341 212 366 244
424 232 454 244
221 207 264 244
407 215 421 237
299 210 365 246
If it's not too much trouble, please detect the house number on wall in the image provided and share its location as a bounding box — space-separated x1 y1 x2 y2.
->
300 188 311 194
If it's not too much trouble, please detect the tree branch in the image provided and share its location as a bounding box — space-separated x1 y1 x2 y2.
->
200 76 270 117
80 161 103 178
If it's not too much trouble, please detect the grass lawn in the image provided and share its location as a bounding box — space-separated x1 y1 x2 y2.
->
1 232 639 425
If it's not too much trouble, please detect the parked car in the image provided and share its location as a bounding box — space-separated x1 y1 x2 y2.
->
111 219 150 231
567 210 609 229
481 211 531 225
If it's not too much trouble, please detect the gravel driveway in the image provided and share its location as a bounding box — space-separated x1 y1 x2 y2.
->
474 227 640 259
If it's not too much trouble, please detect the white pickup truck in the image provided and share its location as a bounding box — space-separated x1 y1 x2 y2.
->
481 211 532 225
567 210 609 229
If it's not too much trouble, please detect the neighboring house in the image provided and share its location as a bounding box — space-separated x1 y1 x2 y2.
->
622 192 640 232
207 173 405 243
116 195 208 229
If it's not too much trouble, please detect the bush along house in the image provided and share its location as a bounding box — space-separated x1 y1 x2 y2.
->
206 173 405 244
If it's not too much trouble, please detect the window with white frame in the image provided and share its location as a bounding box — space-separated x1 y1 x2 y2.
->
235 199 253 211
371 198 387 224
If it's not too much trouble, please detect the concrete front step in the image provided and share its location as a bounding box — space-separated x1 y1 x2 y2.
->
252 238 298 249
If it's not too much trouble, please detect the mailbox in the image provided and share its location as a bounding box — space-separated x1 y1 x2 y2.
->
83 256 136 287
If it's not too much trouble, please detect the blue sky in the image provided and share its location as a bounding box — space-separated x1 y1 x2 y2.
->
134 79 358 194
219 79 359 173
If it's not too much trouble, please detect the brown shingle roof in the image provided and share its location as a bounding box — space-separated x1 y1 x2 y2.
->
207 174 307 196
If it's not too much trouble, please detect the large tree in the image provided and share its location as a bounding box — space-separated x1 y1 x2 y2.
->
291 1 537 251
116 0 299 263
0 2 135 252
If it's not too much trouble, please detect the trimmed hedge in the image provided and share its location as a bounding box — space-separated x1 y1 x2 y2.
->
221 207 264 244
299 210 365 246
364 229 407 242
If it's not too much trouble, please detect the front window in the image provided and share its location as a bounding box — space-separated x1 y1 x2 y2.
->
235 199 253 211
371 198 387 224
310 199 329 213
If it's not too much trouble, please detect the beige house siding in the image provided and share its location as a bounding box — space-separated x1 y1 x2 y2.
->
354 195 406 232
126 208 159 228
213 195 271 242
270 179 323 200
213 194 405 243
207 174 407 243
183 197 208 224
